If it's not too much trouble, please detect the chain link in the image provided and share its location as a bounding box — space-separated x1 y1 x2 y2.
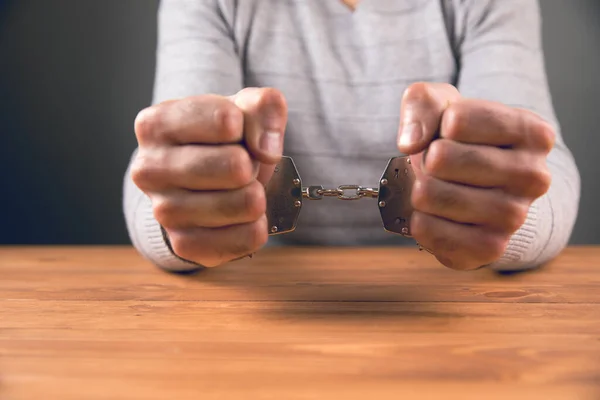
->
302 185 379 201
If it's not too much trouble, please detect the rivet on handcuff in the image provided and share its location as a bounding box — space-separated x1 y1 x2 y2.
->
264 155 433 254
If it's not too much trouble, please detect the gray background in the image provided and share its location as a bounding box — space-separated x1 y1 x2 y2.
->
0 0 597 245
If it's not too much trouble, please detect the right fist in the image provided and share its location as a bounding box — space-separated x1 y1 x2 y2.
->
131 88 288 267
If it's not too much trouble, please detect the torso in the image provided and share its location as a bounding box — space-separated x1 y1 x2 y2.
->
231 0 458 245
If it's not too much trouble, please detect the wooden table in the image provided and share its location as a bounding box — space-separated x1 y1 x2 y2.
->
1 246 599 399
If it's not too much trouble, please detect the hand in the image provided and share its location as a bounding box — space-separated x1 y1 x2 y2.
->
131 88 288 267
397 83 555 270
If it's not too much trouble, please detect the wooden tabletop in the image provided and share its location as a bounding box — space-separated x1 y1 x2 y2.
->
1 246 599 400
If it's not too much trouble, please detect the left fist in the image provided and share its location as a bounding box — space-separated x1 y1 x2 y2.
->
397 83 555 270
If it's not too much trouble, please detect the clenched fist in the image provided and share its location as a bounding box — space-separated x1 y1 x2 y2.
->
398 83 555 271
131 88 288 267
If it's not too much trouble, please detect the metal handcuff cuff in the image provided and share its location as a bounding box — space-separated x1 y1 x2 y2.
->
264 155 432 253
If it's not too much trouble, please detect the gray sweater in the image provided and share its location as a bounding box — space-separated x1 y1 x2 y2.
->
123 0 580 272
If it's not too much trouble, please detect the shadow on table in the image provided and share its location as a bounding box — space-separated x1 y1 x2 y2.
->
173 246 557 319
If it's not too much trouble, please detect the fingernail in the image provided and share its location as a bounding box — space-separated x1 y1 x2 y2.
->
260 105 283 158
399 122 423 148
260 131 282 157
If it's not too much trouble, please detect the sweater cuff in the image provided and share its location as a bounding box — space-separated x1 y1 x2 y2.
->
486 194 551 272
134 194 204 273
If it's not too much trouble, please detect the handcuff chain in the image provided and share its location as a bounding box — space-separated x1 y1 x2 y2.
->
302 185 380 201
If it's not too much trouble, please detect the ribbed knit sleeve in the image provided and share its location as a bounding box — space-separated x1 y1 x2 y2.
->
451 0 580 270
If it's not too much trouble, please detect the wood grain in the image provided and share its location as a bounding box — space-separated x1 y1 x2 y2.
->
1 246 599 400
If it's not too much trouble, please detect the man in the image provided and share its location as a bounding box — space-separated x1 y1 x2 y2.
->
123 0 580 272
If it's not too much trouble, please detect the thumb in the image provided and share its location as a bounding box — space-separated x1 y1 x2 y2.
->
397 82 461 155
230 87 288 165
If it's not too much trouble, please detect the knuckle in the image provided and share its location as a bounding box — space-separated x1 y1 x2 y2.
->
130 151 163 189
503 200 529 232
525 164 552 198
169 231 221 268
511 153 552 199
169 232 200 264
436 254 471 271
134 106 162 143
243 181 267 220
153 197 180 228
409 211 429 242
201 260 222 268
411 178 432 212
214 102 244 142
226 146 254 186
197 252 224 268
249 216 269 250
225 217 268 258
530 119 556 152
425 139 453 175
129 157 148 188
218 181 266 222
537 167 553 195
480 233 509 263
441 103 466 140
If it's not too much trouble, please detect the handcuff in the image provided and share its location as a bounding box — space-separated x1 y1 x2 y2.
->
264 155 432 253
